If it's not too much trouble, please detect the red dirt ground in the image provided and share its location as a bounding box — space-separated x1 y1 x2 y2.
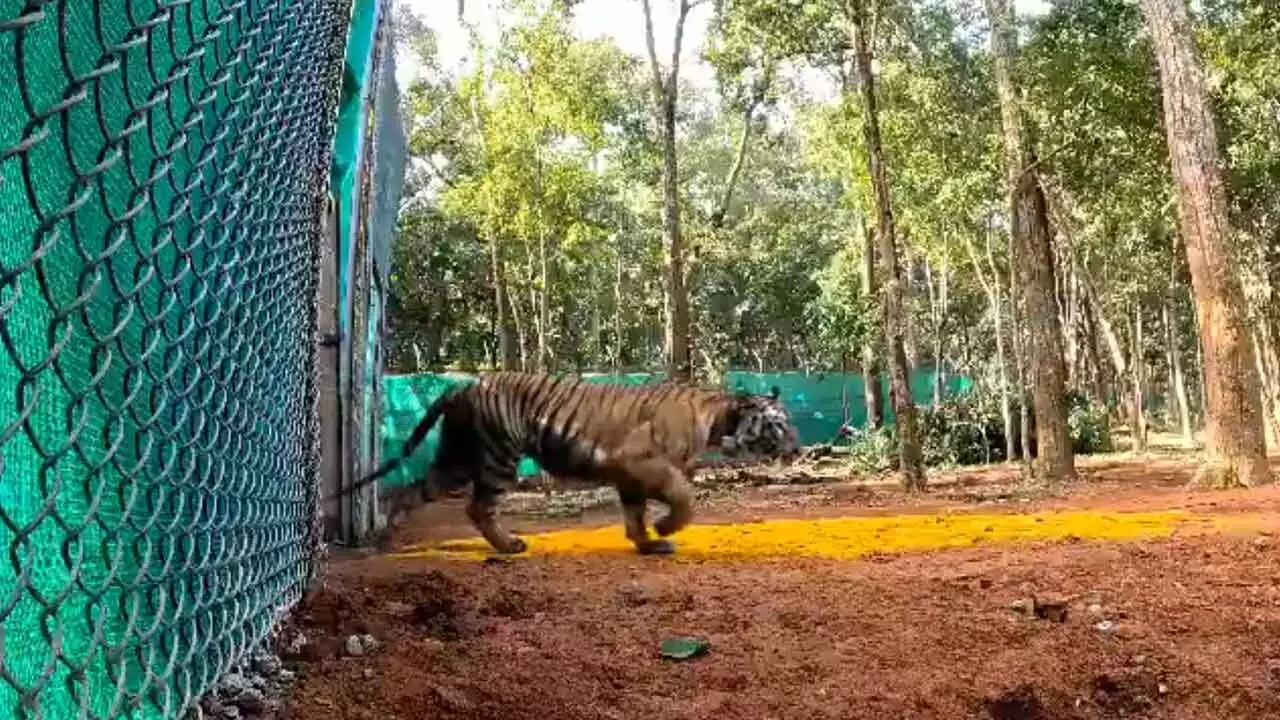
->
281 451 1280 720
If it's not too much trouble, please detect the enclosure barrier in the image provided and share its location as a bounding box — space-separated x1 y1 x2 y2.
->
377 369 973 490
0 0 399 717
321 0 407 548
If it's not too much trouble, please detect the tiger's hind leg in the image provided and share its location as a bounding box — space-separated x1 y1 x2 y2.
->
465 458 528 554
466 486 528 554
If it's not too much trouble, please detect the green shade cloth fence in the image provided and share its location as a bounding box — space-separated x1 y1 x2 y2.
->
1 1 353 717
378 369 972 490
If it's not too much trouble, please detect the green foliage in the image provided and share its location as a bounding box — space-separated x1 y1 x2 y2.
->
1066 391 1115 455
386 0 1280 470
843 391 1113 474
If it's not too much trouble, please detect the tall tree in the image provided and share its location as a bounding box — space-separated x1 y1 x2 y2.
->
641 0 695 380
861 218 884 428
1139 0 1271 486
847 1 925 489
985 0 1075 483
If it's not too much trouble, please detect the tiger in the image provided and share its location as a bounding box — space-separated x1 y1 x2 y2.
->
356 372 801 556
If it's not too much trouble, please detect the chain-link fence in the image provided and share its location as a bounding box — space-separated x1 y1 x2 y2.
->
0 1 355 717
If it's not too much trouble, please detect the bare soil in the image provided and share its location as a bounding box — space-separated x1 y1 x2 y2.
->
282 448 1280 720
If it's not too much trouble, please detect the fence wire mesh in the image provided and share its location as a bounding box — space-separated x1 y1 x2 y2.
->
0 1 349 717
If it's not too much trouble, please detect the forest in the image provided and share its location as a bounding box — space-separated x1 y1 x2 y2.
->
385 0 1280 489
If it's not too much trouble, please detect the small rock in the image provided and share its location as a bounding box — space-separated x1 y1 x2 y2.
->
283 631 308 657
1095 620 1116 634
216 674 250 700
1158 683 1170 695
363 667 375 679
432 684 473 709
619 582 653 606
346 635 366 657
234 688 267 715
360 633 380 651
1265 658 1280 683
1033 598 1069 623
252 653 283 677
1087 603 1104 615
385 601 415 616
1010 598 1032 614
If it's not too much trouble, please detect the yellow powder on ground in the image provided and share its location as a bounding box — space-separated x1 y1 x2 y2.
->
391 509 1193 563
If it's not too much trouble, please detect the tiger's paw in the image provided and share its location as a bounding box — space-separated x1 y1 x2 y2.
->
636 539 676 556
653 515 687 537
493 535 528 554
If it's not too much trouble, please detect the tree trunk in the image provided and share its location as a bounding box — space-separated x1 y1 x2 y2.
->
901 241 919 373
861 216 885 429
1010 221 1031 466
1164 243 1193 443
489 234 519 371
965 218 1015 462
1131 305 1148 453
1193 301 1207 426
537 224 551 371
850 6 924 490
1250 330 1279 450
1260 328 1280 446
1164 297 1193 443
925 249 950 406
613 234 626 373
937 248 950 403
642 0 693 381
1062 253 1082 389
1081 294 1109 409
986 0 1075 482
1140 0 1271 486
1079 265 1128 402
711 96 761 229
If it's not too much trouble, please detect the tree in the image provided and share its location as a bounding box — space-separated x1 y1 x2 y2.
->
641 0 696 380
1139 0 1271 487
984 0 1075 483
846 1 924 489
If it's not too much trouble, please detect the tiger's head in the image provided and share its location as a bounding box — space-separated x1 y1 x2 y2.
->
718 386 801 461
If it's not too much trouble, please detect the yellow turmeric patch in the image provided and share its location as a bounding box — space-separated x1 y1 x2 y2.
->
391 509 1193 563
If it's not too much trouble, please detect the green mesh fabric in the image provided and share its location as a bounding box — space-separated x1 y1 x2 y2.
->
0 2 348 718
726 367 974 443
377 370 969 489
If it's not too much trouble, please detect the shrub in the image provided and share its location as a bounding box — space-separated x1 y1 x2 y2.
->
841 391 1113 473
1066 390 1113 454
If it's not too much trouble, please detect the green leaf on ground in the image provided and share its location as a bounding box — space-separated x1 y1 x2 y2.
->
660 637 710 660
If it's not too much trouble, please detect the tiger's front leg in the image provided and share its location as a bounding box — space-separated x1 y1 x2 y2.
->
611 456 694 556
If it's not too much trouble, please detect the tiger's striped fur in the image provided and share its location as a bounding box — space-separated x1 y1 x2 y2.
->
361 372 800 555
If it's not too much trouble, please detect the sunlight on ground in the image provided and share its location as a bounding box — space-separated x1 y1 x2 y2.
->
390 509 1229 563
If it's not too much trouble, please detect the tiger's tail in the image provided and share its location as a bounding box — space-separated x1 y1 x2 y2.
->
338 387 458 497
